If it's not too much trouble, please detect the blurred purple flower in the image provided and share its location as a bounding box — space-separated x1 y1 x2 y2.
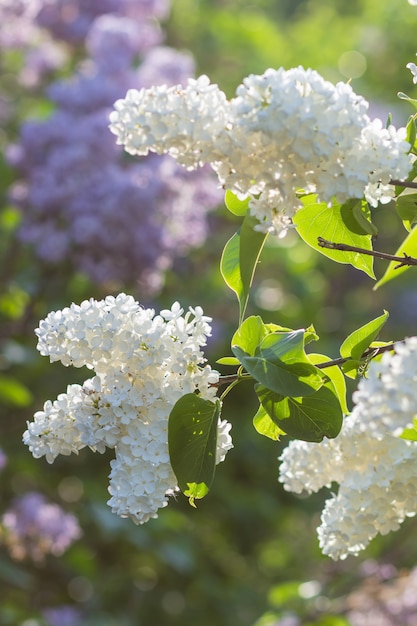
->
7 2 221 293
1 492 82 562
0 1 68 85
0 449 7 471
347 565 417 626
35 0 170 43
43 605 83 626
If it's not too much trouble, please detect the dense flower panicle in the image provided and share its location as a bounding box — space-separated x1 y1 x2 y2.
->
110 67 412 235
8 1 221 291
279 337 417 560
110 75 230 166
0 492 81 562
24 295 233 524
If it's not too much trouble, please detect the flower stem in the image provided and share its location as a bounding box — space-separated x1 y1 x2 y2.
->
390 178 417 189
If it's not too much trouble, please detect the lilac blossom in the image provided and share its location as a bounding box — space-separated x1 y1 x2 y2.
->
0 1 68 86
1 492 82 562
8 3 221 292
0 449 7 471
346 564 417 626
43 606 83 626
36 0 170 43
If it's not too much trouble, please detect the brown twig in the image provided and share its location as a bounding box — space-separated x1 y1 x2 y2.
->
390 178 417 190
317 237 417 269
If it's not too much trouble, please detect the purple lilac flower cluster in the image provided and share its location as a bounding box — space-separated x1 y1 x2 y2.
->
346 561 417 626
43 605 83 626
0 491 81 562
0 449 7 471
7 0 221 292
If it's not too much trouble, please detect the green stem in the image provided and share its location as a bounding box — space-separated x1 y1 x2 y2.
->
215 342 397 388
219 378 242 402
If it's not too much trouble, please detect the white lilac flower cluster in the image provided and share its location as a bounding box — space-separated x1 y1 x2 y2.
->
109 68 412 235
23 294 233 524
279 337 417 560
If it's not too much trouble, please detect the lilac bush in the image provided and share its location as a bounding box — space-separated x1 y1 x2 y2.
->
6 0 221 293
0 491 81 561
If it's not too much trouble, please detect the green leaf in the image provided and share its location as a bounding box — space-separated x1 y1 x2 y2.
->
220 231 242 307
264 322 319 345
220 215 267 323
398 91 417 111
293 195 375 278
232 322 324 397
374 226 417 289
225 190 250 216
239 214 268 321
307 353 349 415
168 394 221 506
253 403 285 440
400 427 417 442
340 311 389 361
216 356 240 366
183 482 209 506
341 358 362 379
405 114 417 154
352 200 378 236
0 375 33 407
394 160 417 195
304 324 320 345
256 379 343 442
232 315 267 355
396 192 417 232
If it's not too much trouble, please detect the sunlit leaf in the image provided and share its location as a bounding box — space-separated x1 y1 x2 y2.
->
405 113 417 154
232 320 323 397
253 403 285 440
293 195 375 278
398 91 417 111
340 358 362 379
400 427 417 442
216 356 240 366
374 226 417 289
224 190 250 216
232 316 267 355
340 311 389 361
220 215 267 323
256 379 343 442
308 353 349 415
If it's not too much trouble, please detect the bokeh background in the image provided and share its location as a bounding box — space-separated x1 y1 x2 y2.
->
1 1 417 624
